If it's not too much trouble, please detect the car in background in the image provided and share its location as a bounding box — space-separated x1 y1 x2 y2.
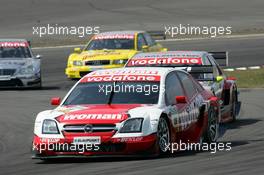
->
65 31 167 79
0 39 42 88
125 51 239 123
32 67 220 159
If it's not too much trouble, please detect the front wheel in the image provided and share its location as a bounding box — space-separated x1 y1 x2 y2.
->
204 107 219 143
157 117 170 154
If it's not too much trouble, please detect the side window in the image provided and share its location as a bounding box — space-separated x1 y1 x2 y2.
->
192 78 204 93
137 33 147 50
143 33 155 46
165 72 185 105
177 72 197 99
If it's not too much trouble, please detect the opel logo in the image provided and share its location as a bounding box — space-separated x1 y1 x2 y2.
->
84 124 93 133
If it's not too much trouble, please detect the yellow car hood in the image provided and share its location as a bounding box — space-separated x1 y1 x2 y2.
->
75 49 137 61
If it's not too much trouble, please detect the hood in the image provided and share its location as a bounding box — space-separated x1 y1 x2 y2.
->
0 58 31 69
55 104 145 124
75 49 137 61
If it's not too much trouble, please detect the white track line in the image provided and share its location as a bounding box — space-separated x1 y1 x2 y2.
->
248 66 261 70
32 44 83 50
158 33 264 42
32 33 264 50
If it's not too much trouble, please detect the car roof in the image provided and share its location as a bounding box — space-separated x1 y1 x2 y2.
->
83 67 178 78
96 30 145 36
0 39 28 42
132 51 208 59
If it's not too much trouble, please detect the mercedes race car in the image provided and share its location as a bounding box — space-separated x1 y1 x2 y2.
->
125 51 239 123
32 67 220 159
0 39 42 88
65 31 167 79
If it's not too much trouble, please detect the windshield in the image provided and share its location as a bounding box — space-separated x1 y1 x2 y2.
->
0 46 32 59
85 39 134 50
63 82 160 105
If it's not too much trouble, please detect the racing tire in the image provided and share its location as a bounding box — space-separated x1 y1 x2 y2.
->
156 117 170 155
204 107 219 143
230 90 238 122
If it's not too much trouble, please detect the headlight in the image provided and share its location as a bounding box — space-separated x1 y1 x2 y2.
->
73 60 83 66
42 119 60 134
119 118 143 133
113 59 128 65
17 65 34 75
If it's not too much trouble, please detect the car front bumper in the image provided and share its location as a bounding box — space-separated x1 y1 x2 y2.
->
32 134 157 159
65 64 125 79
0 75 41 88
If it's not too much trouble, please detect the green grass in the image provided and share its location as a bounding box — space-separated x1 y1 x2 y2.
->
225 68 264 88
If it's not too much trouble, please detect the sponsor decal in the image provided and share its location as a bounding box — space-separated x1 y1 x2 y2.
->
94 34 134 40
60 113 125 121
171 95 204 131
0 42 28 47
40 138 60 143
73 136 101 144
118 137 144 142
89 69 159 76
82 75 160 82
56 106 88 114
127 57 202 66
82 52 121 60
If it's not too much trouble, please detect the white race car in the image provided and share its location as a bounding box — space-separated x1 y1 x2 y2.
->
0 39 42 88
32 67 220 159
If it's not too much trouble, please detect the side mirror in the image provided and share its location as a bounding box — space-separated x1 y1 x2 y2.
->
142 45 149 51
74 47 82 53
35 54 42 59
175 96 187 104
162 48 168 51
51 97 61 106
216 76 224 82
27 40 31 47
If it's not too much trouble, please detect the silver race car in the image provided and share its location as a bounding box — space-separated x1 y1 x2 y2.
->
0 39 42 88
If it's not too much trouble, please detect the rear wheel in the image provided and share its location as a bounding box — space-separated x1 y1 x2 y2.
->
204 107 219 143
157 117 170 154
230 90 238 122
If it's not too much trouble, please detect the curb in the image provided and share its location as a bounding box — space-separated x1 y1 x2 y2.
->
224 65 264 71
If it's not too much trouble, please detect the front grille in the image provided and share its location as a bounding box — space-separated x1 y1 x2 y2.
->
0 79 23 87
85 60 110 66
63 124 116 133
0 69 16 76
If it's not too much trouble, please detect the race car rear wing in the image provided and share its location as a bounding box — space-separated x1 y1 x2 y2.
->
180 66 216 82
147 31 166 40
187 66 213 74
209 51 229 67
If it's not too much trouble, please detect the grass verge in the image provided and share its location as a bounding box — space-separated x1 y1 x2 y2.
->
225 68 264 88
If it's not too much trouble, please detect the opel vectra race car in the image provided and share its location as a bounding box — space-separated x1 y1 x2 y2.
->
32 67 220 159
0 39 42 88
65 31 166 79
125 51 239 123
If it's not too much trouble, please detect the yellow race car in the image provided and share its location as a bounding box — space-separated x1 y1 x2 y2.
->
65 31 167 78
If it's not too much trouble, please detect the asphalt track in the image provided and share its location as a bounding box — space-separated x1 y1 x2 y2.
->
1 0 264 39
0 37 263 175
1 0 264 175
